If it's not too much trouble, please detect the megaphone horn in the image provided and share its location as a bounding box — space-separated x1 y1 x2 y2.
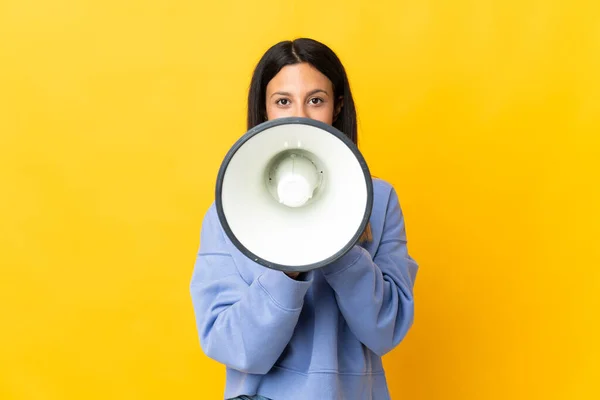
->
215 117 373 273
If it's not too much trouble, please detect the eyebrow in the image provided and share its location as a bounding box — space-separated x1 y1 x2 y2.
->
270 89 330 98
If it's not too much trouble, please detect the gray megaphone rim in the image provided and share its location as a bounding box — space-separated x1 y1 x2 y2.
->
215 116 374 272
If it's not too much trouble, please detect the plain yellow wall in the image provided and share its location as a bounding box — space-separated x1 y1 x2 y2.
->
1 1 599 399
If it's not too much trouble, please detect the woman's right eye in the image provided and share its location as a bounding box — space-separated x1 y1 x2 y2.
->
276 99 290 106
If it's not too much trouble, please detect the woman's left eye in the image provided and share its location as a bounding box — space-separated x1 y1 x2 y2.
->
309 98 323 105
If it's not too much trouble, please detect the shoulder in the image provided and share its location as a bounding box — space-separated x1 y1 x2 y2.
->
372 177 395 196
200 201 218 227
371 177 400 209
370 177 405 225
360 177 406 250
199 201 227 244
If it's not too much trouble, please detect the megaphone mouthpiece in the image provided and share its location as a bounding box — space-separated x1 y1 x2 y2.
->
272 152 319 208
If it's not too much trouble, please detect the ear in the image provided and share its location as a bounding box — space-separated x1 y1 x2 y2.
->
333 96 344 122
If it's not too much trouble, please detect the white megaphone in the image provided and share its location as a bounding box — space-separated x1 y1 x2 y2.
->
215 117 373 273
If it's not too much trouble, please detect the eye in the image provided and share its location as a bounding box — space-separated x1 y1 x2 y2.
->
309 98 324 105
276 98 290 106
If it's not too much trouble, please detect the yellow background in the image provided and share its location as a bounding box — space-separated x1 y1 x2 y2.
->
1 0 599 399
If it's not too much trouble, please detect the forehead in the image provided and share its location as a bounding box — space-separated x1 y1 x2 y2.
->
266 62 333 93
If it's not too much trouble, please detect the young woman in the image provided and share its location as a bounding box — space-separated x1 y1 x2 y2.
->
190 38 419 400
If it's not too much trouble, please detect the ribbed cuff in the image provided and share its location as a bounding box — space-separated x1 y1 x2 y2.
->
257 268 313 311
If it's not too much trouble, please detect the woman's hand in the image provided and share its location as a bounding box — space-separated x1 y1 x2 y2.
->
284 271 300 279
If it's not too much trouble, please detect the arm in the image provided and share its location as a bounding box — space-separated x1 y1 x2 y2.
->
189 205 313 374
320 187 419 356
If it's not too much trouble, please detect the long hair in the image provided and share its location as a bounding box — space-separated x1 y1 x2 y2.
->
247 38 372 244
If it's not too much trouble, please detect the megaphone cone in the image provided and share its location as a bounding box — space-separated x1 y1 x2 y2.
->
215 117 373 272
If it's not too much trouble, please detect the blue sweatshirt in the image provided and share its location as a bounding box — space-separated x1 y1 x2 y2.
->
190 178 419 400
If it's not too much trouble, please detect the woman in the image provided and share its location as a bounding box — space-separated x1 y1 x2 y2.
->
190 38 419 400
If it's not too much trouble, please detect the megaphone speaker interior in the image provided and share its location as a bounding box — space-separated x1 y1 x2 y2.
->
215 117 373 273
